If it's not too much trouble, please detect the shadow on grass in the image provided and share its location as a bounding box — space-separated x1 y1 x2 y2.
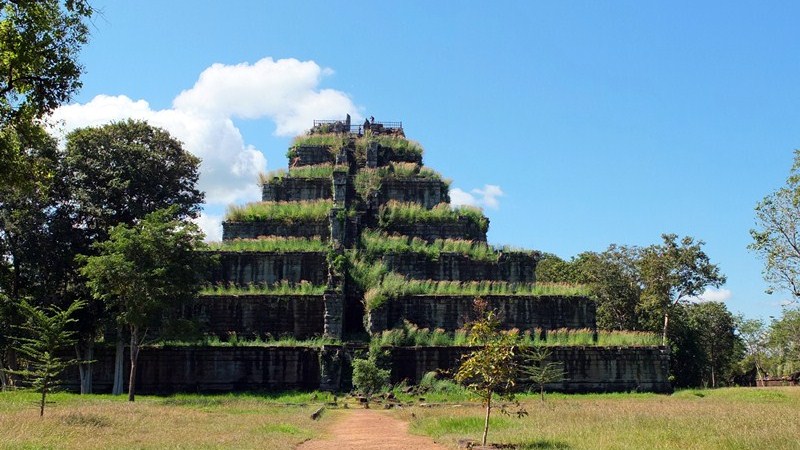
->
518 440 571 449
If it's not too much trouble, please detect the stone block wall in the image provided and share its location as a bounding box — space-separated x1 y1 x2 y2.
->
64 344 670 394
379 178 449 209
381 218 487 242
208 252 328 286
262 178 332 202
292 146 335 166
222 221 330 240
195 294 325 338
67 346 322 393
389 346 672 393
368 295 595 333
380 252 537 282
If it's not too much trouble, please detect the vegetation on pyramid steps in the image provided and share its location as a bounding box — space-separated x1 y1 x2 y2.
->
378 201 489 233
361 230 526 262
355 133 424 163
286 134 344 158
225 200 333 222
354 163 449 200
207 236 329 253
259 163 345 185
364 273 590 311
200 280 326 296
155 335 340 348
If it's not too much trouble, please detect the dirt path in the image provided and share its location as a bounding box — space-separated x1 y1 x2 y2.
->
297 408 448 450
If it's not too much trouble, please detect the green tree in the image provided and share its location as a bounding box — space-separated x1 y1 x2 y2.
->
63 120 203 394
351 355 390 408
749 150 800 304
520 346 566 401
685 302 739 387
454 301 521 447
80 207 210 401
767 308 800 376
736 316 768 381
0 0 92 186
638 234 726 345
63 120 204 241
3 298 84 416
573 246 643 331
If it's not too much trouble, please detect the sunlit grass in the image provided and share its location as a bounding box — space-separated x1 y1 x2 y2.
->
206 236 329 253
398 387 800 450
200 280 326 296
378 201 489 234
0 390 336 449
225 200 332 222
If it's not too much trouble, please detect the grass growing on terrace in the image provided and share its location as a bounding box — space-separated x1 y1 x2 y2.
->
200 280 326 296
157 335 340 348
287 134 345 159
360 230 500 262
353 163 447 200
207 236 329 253
356 256 589 310
225 200 333 222
378 201 489 234
354 133 425 163
375 321 660 347
259 163 343 185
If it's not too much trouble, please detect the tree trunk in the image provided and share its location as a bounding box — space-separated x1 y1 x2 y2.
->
661 310 670 346
128 325 139 402
112 327 124 395
540 385 545 402
40 376 48 417
76 340 94 394
482 389 492 447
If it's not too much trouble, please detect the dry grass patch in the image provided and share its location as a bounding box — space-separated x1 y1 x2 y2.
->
398 388 800 450
0 391 335 450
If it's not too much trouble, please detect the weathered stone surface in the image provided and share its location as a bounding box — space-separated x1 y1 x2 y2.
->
262 178 331 202
381 217 487 242
292 146 335 166
323 290 344 339
195 294 324 338
381 251 538 282
67 346 322 393
65 345 670 394
208 252 327 285
378 178 449 209
389 346 672 393
369 295 595 333
222 221 329 240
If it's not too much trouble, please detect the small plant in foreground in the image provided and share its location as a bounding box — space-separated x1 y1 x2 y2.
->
351 346 390 408
454 299 527 447
520 346 566 401
4 299 85 416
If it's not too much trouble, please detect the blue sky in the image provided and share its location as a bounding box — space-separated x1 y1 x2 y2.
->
52 1 800 321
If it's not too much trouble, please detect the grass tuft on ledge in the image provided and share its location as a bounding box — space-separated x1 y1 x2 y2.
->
225 200 333 222
200 280 326 296
378 201 489 234
207 236 329 253
374 321 660 347
361 230 502 262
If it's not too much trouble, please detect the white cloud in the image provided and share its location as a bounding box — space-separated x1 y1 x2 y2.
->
192 212 223 242
47 57 360 240
450 184 504 210
688 287 733 303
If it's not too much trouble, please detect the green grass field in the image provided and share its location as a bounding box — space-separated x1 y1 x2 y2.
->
1 388 798 449
399 387 800 449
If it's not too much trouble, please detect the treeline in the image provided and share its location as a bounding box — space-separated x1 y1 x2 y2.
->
536 240 799 387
